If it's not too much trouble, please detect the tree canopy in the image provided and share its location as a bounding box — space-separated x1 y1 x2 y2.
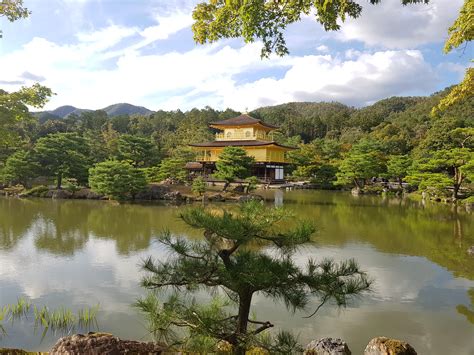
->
192 0 428 57
0 84 53 147
0 0 29 22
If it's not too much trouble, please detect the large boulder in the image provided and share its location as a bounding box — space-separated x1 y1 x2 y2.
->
364 337 417 355
162 191 183 202
74 188 104 200
208 193 226 202
304 337 351 355
135 184 171 200
233 184 246 193
238 194 264 203
50 332 164 354
45 189 73 199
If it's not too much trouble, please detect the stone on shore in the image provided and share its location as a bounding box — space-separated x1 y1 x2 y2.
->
50 332 164 354
238 194 264 202
44 189 73 199
467 246 474 256
74 188 104 200
304 337 351 355
364 337 417 355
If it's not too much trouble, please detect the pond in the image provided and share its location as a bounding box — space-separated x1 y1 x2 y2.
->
0 191 473 354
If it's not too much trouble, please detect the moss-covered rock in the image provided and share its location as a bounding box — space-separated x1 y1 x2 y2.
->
304 337 351 354
364 337 417 355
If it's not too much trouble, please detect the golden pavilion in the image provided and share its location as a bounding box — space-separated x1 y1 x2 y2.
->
188 114 295 182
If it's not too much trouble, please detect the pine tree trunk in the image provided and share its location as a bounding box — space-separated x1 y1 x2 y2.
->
398 177 403 189
235 293 252 355
452 168 462 200
57 173 62 189
353 178 361 190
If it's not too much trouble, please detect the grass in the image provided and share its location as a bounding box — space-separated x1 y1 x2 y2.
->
78 304 100 329
9 297 31 319
0 298 100 338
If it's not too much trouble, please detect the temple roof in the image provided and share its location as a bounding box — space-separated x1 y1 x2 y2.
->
189 140 295 150
209 114 278 129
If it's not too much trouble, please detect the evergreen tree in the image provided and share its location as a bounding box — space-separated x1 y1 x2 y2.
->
335 139 386 189
215 147 255 191
34 133 90 189
191 176 206 196
387 155 412 188
1 149 39 187
244 176 259 194
407 148 473 199
157 157 188 183
89 160 147 200
117 134 155 167
137 202 371 354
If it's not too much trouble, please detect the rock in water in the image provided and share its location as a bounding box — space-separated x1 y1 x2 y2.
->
50 332 164 354
467 246 474 256
364 337 417 355
304 337 351 354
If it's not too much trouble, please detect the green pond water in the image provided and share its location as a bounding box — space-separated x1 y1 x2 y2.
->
0 191 473 354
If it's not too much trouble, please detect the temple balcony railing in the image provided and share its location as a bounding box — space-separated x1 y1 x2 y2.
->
215 132 273 141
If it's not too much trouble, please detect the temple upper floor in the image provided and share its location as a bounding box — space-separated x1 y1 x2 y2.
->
215 127 273 141
209 114 278 142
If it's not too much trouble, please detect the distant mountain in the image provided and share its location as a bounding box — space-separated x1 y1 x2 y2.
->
34 105 92 122
102 103 153 116
34 103 154 122
35 111 62 124
50 105 80 117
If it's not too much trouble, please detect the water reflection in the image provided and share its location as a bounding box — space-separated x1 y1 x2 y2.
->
0 192 473 354
457 288 474 324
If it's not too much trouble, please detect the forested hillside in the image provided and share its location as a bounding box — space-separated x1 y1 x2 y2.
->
1 86 472 200
34 103 153 123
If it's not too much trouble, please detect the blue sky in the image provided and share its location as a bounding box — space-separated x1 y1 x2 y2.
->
0 0 471 111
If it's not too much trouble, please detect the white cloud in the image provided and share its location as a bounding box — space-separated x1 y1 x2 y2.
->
76 24 139 52
218 50 437 109
316 45 329 53
141 11 193 41
337 0 463 48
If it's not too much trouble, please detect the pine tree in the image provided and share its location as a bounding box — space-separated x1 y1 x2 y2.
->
34 132 90 189
192 176 206 196
136 202 371 354
215 147 255 191
89 160 147 200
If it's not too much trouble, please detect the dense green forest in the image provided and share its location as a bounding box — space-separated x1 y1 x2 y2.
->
0 86 472 200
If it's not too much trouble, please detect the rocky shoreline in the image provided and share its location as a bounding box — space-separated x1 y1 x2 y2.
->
0 333 418 354
0 183 264 204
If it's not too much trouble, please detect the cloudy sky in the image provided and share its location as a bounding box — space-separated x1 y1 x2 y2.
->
0 0 470 111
